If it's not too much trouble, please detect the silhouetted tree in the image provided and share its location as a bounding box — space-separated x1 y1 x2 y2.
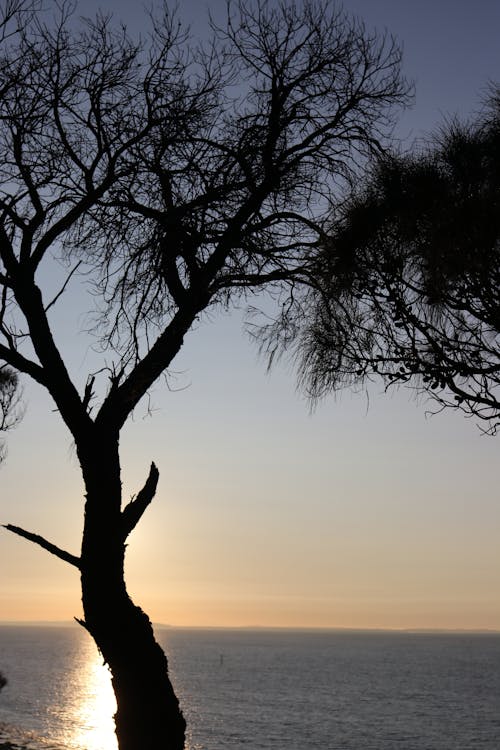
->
275 91 500 433
0 671 6 691
0 2 410 748
0 367 20 462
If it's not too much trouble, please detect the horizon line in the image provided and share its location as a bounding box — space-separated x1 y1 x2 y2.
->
0 620 499 634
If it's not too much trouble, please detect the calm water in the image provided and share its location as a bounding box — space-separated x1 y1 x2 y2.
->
0 625 499 749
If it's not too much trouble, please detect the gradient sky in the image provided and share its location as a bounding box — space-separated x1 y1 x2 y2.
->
0 0 499 630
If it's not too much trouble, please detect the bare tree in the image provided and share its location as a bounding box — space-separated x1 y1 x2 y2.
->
0 2 410 748
277 90 500 433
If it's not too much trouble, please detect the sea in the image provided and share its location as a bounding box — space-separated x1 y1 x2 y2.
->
0 625 499 750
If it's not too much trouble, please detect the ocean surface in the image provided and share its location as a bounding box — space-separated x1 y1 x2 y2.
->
0 625 499 750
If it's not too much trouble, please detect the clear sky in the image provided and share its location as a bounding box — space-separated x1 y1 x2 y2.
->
0 0 499 630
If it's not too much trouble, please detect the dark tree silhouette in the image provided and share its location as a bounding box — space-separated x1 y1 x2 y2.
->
0 2 410 748
276 91 500 433
0 366 20 462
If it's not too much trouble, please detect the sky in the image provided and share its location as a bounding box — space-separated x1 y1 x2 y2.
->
0 0 499 630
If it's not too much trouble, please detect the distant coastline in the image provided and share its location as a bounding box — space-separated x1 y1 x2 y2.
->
0 621 498 634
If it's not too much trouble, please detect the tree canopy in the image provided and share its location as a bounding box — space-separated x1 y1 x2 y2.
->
0 0 411 431
276 90 500 433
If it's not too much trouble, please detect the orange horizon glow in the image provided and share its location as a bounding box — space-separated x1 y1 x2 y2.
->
1 594 499 633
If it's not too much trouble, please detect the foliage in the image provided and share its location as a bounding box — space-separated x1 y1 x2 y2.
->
0 367 20 462
275 91 500 433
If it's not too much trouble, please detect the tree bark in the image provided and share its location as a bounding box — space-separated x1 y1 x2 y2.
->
78 438 186 750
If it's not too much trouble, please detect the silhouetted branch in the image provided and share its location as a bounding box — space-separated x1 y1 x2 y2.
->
121 462 159 539
44 262 82 313
3 523 81 568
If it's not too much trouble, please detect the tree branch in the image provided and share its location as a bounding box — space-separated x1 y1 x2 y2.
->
3 523 81 568
0 342 47 387
96 301 204 431
121 462 159 539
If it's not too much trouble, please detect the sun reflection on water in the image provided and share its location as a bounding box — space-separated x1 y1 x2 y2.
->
65 639 118 750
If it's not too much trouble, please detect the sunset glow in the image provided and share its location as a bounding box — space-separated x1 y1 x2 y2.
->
0 0 499 634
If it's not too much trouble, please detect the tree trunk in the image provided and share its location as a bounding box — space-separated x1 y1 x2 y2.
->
82 595 186 750
78 438 186 750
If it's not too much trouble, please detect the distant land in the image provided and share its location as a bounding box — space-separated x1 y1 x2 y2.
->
1 621 498 634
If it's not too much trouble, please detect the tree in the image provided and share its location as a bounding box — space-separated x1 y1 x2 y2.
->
0 366 20 462
282 91 500 434
0 2 410 748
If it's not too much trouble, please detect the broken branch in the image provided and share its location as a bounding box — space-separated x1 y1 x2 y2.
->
3 523 81 568
121 462 159 539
